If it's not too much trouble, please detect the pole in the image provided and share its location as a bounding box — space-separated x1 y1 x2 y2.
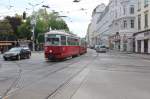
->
29 2 43 51
32 6 36 51
32 25 35 51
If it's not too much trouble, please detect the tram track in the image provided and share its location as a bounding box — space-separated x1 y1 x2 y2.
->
2 54 89 99
45 53 99 99
1 61 22 99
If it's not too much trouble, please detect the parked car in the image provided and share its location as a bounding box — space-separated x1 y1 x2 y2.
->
94 45 99 50
95 45 107 53
3 47 31 61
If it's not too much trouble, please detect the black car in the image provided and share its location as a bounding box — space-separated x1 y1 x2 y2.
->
22 46 31 56
3 47 31 61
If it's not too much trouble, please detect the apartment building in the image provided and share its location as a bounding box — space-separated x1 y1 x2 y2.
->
87 0 137 51
86 4 106 47
109 0 137 52
134 0 150 53
95 1 113 47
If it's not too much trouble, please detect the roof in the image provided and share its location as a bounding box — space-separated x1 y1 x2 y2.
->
45 30 79 38
46 30 70 36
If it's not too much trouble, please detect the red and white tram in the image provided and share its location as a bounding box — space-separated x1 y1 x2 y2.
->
44 30 87 60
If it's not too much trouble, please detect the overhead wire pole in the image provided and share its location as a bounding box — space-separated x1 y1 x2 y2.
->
42 5 50 31
28 1 44 51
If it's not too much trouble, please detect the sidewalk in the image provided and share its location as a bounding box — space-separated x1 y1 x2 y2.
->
109 50 150 60
126 53 150 60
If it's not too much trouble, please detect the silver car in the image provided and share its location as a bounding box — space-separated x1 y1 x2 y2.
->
95 45 107 53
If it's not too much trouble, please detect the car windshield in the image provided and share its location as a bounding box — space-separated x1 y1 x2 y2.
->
9 48 21 52
100 46 106 48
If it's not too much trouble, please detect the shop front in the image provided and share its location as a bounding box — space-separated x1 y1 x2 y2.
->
134 29 150 54
0 41 15 53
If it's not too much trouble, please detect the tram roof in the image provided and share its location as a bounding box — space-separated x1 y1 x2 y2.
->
45 30 79 38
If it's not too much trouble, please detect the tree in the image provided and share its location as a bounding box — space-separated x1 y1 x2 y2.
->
17 18 32 39
33 9 70 44
48 12 69 31
5 15 22 37
0 20 15 41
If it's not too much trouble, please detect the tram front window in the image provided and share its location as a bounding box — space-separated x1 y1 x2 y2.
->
46 38 60 45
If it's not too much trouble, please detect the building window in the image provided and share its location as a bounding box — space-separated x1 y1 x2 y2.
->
138 15 141 30
144 11 149 28
138 0 141 11
130 6 134 14
144 0 148 7
123 20 127 28
123 6 126 15
115 12 117 18
115 0 117 6
131 19 134 28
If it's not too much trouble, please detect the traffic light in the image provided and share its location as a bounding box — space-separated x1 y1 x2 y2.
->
23 11 26 19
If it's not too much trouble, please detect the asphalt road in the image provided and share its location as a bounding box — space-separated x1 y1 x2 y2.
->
0 49 150 99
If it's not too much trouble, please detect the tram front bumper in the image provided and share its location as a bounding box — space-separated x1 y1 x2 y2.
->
45 53 63 60
48 54 56 60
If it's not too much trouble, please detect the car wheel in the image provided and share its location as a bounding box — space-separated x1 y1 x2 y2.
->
4 57 8 61
17 55 21 60
27 54 30 59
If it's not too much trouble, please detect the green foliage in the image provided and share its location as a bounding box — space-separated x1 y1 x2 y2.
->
0 8 70 42
0 20 16 40
34 18 49 37
37 34 44 43
0 20 13 34
49 19 69 31
34 9 69 43
17 18 32 39
5 15 22 37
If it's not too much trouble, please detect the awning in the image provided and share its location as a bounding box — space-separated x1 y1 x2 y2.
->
0 43 12 46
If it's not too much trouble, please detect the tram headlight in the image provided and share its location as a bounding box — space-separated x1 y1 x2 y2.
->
49 50 52 53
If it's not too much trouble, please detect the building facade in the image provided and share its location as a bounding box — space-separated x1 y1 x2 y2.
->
86 4 106 48
109 0 137 52
134 0 150 54
87 0 137 52
95 1 114 47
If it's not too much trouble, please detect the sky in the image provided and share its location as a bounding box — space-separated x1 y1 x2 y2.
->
0 0 109 37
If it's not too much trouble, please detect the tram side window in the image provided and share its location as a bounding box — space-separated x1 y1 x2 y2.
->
75 39 79 46
61 36 66 45
67 37 79 46
67 37 72 45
